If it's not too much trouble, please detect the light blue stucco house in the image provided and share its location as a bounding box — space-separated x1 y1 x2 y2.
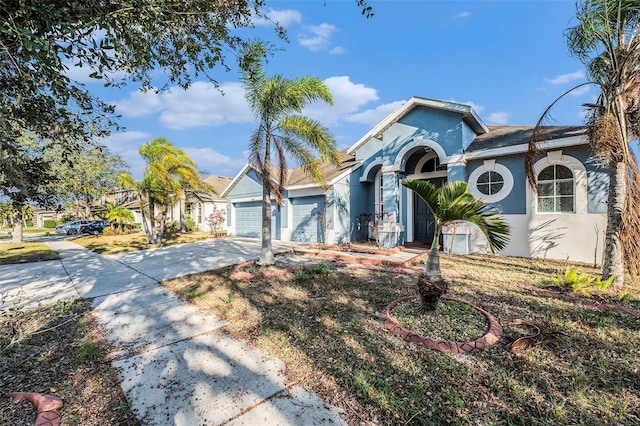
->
222 97 608 264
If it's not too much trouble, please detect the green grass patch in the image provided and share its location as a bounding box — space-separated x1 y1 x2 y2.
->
74 230 213 255
0 242 60 264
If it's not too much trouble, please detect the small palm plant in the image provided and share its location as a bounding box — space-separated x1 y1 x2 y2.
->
402 180 510 310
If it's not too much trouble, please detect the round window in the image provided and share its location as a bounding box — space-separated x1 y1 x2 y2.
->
476 171 504 196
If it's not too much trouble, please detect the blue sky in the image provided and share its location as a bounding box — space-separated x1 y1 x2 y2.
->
74 1 593 179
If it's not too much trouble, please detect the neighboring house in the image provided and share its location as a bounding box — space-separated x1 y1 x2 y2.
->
223 96 609 265
31 205 59 228
100 175 233 232
184 175 233 232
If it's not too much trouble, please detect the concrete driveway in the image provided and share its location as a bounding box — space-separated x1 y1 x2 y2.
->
0 237 344 425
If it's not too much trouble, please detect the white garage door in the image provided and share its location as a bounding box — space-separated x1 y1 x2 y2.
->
291 197 325 243
234 201 278 239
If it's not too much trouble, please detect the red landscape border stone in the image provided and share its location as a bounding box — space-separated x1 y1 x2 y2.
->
2 392 63 426
380 295 503 354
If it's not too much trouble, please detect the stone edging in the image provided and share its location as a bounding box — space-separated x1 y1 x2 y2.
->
2 392 63 426
380 295 503 354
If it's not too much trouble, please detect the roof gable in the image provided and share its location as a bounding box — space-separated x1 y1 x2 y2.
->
348 96 488 155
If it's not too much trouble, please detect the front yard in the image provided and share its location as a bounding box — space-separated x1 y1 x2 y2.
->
165 253 640 425
73 230 217 255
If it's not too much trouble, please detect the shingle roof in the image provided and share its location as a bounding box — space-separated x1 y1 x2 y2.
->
200 175 234 201
286 149 359 187
466 125 587 152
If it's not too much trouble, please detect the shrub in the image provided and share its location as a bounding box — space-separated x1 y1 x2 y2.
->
43 219 56 229
60 214 76 223
207 206 226 236
164 221 179 236
184 217 197 232
552 267 615 296
102 226 117 236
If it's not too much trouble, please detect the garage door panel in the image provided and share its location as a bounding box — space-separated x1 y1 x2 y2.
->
291 197 325 243
234 201 278 239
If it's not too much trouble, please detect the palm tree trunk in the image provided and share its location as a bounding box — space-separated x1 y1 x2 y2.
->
258 129 275 266
424 224 442 277
416 224 448 311
602 160 626 286
258 179 275 265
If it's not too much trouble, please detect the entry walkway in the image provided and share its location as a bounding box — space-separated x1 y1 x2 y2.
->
0 238 428 424
0 238 345 425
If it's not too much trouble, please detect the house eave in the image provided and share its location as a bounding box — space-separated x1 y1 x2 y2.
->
463 135 590 160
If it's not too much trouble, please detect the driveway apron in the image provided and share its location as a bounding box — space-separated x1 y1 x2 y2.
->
0 237 344 425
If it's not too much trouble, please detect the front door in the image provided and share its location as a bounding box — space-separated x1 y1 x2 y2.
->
413 177 446 243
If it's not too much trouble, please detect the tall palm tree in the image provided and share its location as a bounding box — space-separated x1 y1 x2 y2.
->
526 0 640 285
402 179 510 310
240 43 340 265
119 138 206 244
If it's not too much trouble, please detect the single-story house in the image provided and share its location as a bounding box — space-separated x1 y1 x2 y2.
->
223 96 609 265
184 175 233 232
101 175 233 232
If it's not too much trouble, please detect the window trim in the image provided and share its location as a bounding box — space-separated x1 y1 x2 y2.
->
528 152 587 215
536 164 575 213
468 161 514 203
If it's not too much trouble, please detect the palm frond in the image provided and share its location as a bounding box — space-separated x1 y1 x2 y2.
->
525 82 595 192
401 179 440 222
402 179 510 253
278 115 340 166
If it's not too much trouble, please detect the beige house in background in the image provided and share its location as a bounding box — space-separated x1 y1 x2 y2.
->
108 175 233 232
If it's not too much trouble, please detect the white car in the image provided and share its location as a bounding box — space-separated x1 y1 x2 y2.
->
55 220 94 235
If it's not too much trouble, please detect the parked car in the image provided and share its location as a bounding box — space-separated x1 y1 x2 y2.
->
55 220 94 235
80 222 106 235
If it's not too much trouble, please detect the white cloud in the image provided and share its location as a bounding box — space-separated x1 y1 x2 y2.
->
114 90 162 117
158 82 251 130
344 101 405 126
329 46 346 55
113 81 252 130
487 112 510 125
456 11 471 18
183 147 247 176
299 23 338 51
569 84 591 96
63 60 127 84
100 131 152 179
447 99 484 114
545 70 585 85
267 9 302 26
304 76 379 126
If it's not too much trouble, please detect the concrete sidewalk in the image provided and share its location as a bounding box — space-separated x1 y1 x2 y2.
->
0 237 345 425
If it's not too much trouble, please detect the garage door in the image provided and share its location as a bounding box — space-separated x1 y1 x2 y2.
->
234 201 279 239
291 197 325 243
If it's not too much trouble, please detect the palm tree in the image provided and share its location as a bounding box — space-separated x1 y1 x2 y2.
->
240 43 340 265
119 138 207 244
526 0 640 286
402 179 510 310
101 202 134 233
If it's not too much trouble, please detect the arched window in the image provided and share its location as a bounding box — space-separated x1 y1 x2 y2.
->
421 156 447 173
537 165 574 212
